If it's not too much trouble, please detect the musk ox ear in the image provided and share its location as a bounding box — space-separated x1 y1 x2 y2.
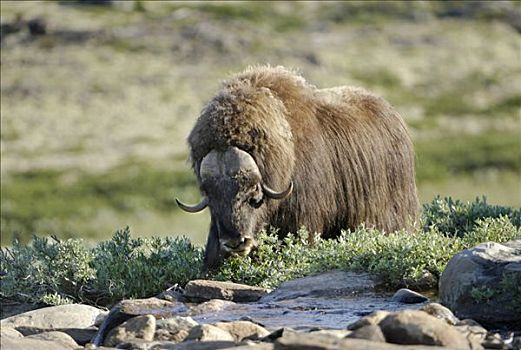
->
176 197 209 213
262 181 293 200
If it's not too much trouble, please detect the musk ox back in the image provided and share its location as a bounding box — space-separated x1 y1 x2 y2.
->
177 65 420 271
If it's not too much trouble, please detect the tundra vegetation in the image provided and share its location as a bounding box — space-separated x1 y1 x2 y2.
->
1 197 520 307
0 1 520 307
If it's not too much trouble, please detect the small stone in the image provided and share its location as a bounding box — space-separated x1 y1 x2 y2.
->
346 310 390 330
214 320 270 341
184 280 270 302
261 328 297 342
379 310 471 349
420 303 459 325
26 331 78 348
346 325 385 342
185 324 235 342
104 315 156 347
391 288 429 304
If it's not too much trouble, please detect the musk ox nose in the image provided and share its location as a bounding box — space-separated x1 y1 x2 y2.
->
220 237 253 253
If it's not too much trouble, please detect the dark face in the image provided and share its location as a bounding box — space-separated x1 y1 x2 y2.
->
202 171 266 256
176 146 293 261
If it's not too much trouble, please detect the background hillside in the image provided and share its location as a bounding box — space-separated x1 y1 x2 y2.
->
1 0 520 245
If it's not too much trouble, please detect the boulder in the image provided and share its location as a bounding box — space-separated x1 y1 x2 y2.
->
184 324 235 342
261 270 376 302
25 331 78 348
0 304 106 329
104 315 156 347
15 326 97 345
1 327 23 339
391 288 429 304
379 310 473 349
184 280 269 302
214 320 270 341
92 297 186 346
439 239 521 328
420 303 459 325
1 334 77 350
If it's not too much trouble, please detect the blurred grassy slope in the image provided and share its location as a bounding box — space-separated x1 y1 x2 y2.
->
1 1 520 244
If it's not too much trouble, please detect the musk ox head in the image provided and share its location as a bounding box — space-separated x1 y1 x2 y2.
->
176 146 292 257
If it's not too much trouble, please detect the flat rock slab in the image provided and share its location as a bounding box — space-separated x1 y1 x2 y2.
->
0 304 106 329
184 280 270 302
1 331 78 350
260 270 376 302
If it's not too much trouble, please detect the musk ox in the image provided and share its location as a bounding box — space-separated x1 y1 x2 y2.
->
177 65 419 271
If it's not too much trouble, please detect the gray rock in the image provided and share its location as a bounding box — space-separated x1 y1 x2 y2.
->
184 324 235 342
1 334 78 350
309 329 351 338
261 270 376 302
104 315 156 347
261 328 297 342
154 316 198 342
186 299 236 316
274 333 457 350
346 310 390 330
1 327 23 339
119 297 187 316
116 339 238 350
184 280 270 302
26 331 78 348
379 310 473 349
15 326 98 345
0 304 106 329
420 302 459 325
214 320 270 341
439 239 521 328
346 325 385 342
230 344 274 350
92 297 187 346
391 288 429 304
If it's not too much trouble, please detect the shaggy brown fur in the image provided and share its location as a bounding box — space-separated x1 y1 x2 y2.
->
187 65 419 267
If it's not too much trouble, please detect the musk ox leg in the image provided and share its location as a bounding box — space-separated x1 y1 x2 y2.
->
202 219 222 274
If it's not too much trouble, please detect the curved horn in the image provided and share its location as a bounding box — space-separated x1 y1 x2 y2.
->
262 181 293 200
176 197 209 213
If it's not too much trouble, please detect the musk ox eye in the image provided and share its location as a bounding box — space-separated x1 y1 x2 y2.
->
249 196 264 209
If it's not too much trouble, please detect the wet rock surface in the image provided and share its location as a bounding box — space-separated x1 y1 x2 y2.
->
2 270 519 350
184 279 270 302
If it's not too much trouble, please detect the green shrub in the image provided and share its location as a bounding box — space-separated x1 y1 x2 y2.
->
1 199 519 306
422 196 521 236
1 227 203 306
